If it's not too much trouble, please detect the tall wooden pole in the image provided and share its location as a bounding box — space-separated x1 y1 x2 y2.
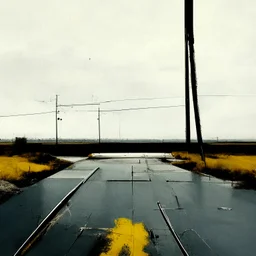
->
185 0 190 145
55 95 58 146
185 0 205 161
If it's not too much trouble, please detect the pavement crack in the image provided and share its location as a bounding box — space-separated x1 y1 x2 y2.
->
64 213 92 256
180 229 217 255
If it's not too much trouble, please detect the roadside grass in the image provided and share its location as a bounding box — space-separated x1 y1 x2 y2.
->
172 152 256 188
0 156 50 180
0 153 71 186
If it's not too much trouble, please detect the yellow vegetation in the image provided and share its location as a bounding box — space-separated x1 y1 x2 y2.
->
172 152 256 177
0 156 51 181
100 218 149 256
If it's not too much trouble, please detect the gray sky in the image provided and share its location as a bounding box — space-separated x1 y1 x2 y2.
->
0 0 256 140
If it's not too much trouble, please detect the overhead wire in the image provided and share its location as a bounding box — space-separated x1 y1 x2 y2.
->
199 94 256 97
101 94 256 104
0 111 55 118
0 105 183 118
99 96 184 103
59 103 99 107
58 94 256 109
58 97 182 108
101 105 184 112
72 105 185 113
2 94 254 118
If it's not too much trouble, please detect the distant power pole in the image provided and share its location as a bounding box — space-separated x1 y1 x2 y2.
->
55 95 62 146
55 95 58 146
98 106 101 144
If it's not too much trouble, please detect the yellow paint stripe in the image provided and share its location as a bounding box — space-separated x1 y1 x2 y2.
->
100 218 149 256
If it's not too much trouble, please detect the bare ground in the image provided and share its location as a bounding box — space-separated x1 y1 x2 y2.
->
0 180 21 204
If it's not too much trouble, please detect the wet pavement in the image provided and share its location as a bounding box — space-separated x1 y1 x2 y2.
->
0 156 255 256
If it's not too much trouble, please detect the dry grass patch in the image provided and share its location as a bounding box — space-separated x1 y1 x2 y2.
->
173 152 256 172
0 153 72 203
0 156 51 181
0 153 72 186
172 152 256 186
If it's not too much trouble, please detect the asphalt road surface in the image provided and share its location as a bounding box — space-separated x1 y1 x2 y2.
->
0 155 255 256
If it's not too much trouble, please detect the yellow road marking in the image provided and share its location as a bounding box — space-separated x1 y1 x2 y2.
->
100 218 149 256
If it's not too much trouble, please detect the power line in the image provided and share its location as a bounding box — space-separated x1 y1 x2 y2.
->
58 97 180 108
2 94 251 117
0 111 55 118
100 94 254 104
199 94 256 97
102 105 185 112
59 103 99 107
58 94 256 109
58 97 184 108
73 105 184 113
100 96 184 103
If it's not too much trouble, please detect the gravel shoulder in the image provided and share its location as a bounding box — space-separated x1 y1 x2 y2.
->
0 180 21 204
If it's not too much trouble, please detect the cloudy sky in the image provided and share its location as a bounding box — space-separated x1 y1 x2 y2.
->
0 0 255 140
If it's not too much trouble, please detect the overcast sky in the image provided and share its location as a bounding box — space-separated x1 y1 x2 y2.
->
0 0 255 140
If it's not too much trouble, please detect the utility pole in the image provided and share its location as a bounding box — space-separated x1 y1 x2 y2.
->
55 95 58 146
185 0 205 161
55 95 62 146
185 0 190 145
98 106 101 144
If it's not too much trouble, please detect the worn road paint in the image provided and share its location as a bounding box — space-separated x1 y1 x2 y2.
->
100 218 149 256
